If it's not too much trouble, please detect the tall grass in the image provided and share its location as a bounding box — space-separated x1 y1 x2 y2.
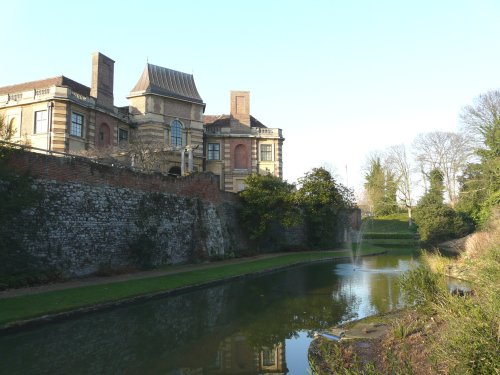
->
399 209 500 374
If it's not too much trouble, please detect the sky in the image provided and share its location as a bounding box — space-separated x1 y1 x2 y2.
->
2 0 500 195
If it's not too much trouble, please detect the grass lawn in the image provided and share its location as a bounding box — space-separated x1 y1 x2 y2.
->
0 248 382 326
361 214 419 248
363 213 416 235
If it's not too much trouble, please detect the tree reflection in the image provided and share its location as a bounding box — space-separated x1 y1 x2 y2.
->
0 259 407 375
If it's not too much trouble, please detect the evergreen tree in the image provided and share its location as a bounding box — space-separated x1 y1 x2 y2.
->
364 156 399 216
296 168 355 248
414 169 469 243
239 173 299 248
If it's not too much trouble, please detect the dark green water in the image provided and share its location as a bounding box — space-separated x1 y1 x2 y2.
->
0 249 419 375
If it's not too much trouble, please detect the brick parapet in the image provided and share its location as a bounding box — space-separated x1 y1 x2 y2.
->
3 150 240 205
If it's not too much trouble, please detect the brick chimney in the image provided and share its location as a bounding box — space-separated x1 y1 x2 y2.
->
90 52 114 109
230 91 250 126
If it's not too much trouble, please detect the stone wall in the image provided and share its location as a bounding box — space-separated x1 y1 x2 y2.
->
0 150 246 277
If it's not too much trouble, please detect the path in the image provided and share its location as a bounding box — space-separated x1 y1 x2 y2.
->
0 250 347 299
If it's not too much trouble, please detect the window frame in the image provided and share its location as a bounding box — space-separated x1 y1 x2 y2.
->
118 128 129 144
207 143 220 160
34 110 48 134
70 112 84 137
170 120 183 147
260 143 273 161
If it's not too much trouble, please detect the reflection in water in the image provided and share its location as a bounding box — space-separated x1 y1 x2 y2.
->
0 250 419 375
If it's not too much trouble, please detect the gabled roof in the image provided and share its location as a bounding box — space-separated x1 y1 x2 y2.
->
0 76 90 96
129 63 204 104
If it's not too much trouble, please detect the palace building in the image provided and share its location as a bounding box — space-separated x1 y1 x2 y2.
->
0 52 284 192
204 91 284 191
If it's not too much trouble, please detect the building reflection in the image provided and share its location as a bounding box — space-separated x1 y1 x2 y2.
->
169 333 288 375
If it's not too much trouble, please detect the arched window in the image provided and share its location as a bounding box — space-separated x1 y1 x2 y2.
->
97 123 111 147
171 120 182 147
234 144 248 169
168 166 181 176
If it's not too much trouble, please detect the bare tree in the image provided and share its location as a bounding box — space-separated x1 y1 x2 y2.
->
386 144 414 226
126 133 174 172
76 132 181 173
0 115 15 142
460 90 500 150
413 131 473 206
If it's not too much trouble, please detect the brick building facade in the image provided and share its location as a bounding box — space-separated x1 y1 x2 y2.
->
204 91 284 191
0 53 284 192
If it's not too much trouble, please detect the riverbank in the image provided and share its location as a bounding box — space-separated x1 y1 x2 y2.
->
308 308 443 374
0 247 387 331
309 211 500 374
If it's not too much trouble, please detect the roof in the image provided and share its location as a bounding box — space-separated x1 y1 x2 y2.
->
0 76 90 96
203 114 267 128
129 63 204 104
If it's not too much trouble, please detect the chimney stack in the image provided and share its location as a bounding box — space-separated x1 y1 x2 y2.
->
230 91 250 126
90 52 114 108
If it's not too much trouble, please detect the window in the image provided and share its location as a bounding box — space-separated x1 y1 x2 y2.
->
207 143 220 160
262 349 276 366
34 110 48 133
260 144 273 161
171 120 182 147
70 113 84 137
118 128 129 143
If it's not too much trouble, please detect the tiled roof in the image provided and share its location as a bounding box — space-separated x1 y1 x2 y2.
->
130 64 204 104
0 76 90 96
203 114 267 128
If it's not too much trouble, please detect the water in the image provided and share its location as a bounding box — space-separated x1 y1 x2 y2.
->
0 249 419 375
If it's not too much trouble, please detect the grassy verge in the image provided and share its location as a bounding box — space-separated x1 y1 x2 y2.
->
0 249 377 326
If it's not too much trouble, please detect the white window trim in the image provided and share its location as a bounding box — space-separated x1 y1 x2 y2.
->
34 109 48 134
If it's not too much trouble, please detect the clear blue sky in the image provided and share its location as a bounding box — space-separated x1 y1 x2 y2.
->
2 0 500 194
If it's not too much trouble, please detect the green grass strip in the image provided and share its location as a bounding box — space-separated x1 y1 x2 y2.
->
0 250 379 326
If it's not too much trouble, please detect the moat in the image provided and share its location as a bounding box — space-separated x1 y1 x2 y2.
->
0 249 419 375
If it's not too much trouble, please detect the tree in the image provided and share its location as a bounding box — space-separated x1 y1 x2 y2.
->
458 90 500 224
77 133 179 173
363 155 398 216
460 90 500 156
296 167 356 248
386 144 414 226
414 169 469 243
413 131 473 207
239 173 299 245
0 115 15 142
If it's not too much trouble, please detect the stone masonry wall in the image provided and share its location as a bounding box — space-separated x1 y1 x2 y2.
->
1 150 246 277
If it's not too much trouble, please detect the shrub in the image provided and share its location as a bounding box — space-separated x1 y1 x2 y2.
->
399 264 445 312
128 234 156 269
413 202 470 244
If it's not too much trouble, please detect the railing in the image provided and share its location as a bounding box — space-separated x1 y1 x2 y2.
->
8 93 23 101
35 88 50 96
204 127 282 137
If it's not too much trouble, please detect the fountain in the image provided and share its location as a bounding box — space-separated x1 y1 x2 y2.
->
347 218 370 271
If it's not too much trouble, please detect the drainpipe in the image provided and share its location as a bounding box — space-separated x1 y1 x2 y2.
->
47 101 54 153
